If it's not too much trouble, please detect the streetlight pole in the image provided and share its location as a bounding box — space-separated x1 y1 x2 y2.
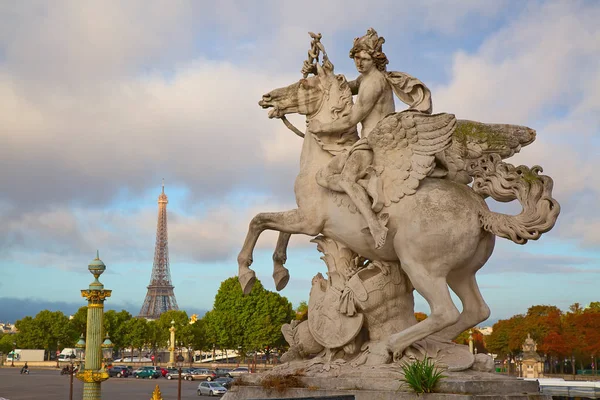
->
169 320 176 367
56 341 61 368
69 352 76 400
176 352 184 400
75 251 112 400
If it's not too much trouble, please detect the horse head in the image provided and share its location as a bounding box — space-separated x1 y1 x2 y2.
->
258 58 353 124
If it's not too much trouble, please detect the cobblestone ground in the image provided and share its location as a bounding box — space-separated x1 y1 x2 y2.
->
0 367 215 399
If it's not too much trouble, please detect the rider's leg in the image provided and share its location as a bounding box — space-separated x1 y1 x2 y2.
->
338 151 388 249
315 151 348 192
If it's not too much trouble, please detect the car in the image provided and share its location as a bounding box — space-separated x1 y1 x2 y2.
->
113 356 153 363
197 381 227 396
228 367 250 377
144 366 169 377
108 366 129 378
133 366 161 379
214 368 232 378
214 377 234 389
182 368 217 381
164 367 179 379
167 368 192 380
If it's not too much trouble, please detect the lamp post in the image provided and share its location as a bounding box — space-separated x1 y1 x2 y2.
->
176 352 185 400
540 355 546 377
69 352 76 400
76 333 86 369
516 354 523 378
468 329 474 354
169 320 176 367
11 341 15 367
75 251 111 400
102 334 113 368
56 341 61 368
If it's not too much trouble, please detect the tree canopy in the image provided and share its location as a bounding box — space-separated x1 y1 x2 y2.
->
204 277 294 356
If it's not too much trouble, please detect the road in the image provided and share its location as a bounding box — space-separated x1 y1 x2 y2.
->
0 367 220 399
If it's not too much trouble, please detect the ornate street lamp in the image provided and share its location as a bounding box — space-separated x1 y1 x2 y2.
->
169 320 176 367
102 334 113 367
75 251 112 400
69 351 77 400
76 333 86 367
10 341 16 368
176 351 185 400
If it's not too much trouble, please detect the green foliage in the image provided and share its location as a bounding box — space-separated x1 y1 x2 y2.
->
401 357 446 394
15 310 76 353
123 317 149 353
69 306 88 337
0 333 16 354
295 301 308 322
103 309 133 352
204 277 294 356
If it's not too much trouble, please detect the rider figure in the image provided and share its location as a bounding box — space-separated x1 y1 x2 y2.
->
21 362 28 374
303 28 432 249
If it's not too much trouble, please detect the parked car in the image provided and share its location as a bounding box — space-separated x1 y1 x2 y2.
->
164 367 178 379
167 368 192 380
183 368 217 381
214 368 232 378
133 366 161 379
113 356 153 363
197 381 227 396
215 377 234 389
108 366 130 378
229 367 250 377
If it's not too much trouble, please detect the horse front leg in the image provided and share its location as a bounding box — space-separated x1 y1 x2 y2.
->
238 209 321 295
273 233 291 291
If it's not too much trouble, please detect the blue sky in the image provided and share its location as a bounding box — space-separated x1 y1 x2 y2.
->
0 0 599 325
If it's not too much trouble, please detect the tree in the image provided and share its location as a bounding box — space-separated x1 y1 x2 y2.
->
454 328 487 354
15 310 76 359
414 312 428 322
103 309 133 356
123 318 149 358
296 301 308 322
69 306 88 337
0 334 16 354
206 277 294 360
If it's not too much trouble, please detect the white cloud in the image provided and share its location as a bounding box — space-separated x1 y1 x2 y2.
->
433 1 600 246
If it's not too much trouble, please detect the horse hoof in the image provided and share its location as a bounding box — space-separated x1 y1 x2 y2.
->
273 266 290 291
239 268 256 295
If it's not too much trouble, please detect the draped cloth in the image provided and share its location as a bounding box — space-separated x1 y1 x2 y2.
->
385 71 433 114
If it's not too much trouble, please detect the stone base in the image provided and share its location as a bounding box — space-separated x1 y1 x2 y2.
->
222 372 551 400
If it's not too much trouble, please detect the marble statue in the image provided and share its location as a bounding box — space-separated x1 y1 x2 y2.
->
237 29 560 373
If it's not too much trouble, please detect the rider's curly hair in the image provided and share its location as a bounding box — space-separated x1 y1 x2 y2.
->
349 28 389 72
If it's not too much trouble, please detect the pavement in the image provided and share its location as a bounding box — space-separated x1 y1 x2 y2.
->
0 367 220 399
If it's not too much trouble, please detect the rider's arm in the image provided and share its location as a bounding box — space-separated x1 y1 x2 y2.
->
318 78 380 134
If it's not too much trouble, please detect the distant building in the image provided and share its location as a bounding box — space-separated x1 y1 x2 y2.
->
0 322 17 334
478 326 493 335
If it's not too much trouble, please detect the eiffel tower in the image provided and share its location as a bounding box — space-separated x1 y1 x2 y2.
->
139 180 179 319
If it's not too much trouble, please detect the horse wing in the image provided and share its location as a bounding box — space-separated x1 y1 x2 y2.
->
368 111 456 206
443 120 537 184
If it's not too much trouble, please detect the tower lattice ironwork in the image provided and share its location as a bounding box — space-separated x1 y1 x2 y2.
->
139 181 179 319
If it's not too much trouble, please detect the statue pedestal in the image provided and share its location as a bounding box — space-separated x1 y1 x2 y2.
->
223 371 550 400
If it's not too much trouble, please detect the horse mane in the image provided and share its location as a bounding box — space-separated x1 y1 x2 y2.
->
330 74 353 121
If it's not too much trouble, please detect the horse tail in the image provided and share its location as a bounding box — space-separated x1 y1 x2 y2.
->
467 154 560 244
